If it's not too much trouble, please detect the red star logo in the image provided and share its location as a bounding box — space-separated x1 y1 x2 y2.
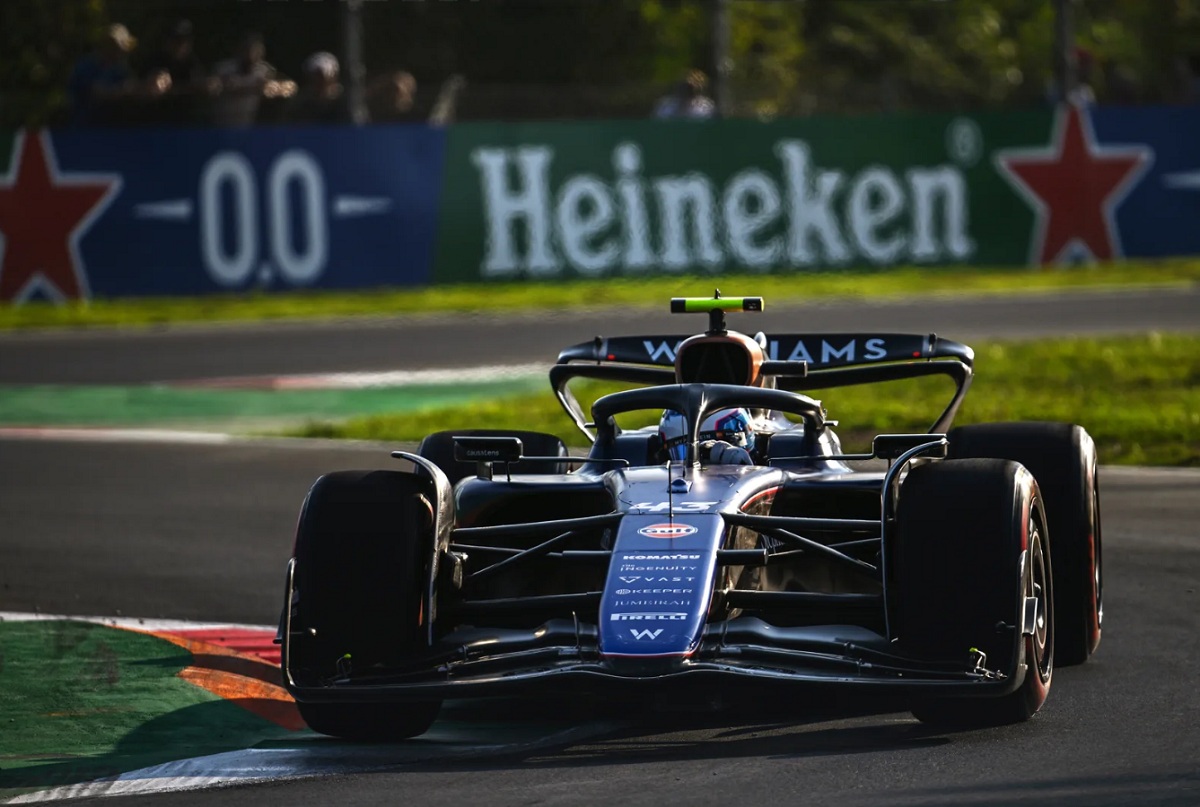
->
995 104 1152 265
0 130 121 302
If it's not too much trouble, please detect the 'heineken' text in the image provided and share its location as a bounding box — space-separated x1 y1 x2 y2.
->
472 140 974 277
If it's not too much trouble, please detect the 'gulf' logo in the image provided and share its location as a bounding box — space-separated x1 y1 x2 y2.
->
638 522 698 539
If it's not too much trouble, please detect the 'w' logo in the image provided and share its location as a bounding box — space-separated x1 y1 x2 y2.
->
643 340 677 363
630 628 664 641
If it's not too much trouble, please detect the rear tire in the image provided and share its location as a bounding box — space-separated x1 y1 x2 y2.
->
949 422 1102 666
418 429 569 486
895 459 1054 727
289 470 442 740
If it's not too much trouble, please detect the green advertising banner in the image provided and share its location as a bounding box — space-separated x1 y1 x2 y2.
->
434 111 1052 282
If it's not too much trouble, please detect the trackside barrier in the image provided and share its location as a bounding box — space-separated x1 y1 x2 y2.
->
1 104 1197 303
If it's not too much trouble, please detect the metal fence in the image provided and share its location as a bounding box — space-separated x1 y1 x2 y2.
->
4 0 1199 128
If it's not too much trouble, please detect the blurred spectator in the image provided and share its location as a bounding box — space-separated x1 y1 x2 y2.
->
211 32 294 127
429 74 466 125
1046 47 1097 106
367 70 418 122
653 69 716 120
141 20 206 92
68 23 138 126
288 51 353 124
140 19 212 124
1073 48 1098 105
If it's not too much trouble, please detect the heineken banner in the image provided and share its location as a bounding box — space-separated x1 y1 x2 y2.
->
436 113 1007 281
434 105 1193 282
4 103 1200 301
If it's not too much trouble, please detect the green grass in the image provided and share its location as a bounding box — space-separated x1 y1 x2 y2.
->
0 621 295 798
2 259 1198 331
0 376 545 429
290 333 1200 467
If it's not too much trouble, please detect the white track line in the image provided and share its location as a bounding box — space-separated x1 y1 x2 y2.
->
0 612 274 632
4 720 623 804
0 428 408 450
177 363 547 390
0 428 236 444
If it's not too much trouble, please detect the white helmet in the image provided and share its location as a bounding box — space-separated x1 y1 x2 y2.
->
659 408 756 461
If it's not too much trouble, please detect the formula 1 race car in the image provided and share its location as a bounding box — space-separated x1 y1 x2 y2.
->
279 294 1103 740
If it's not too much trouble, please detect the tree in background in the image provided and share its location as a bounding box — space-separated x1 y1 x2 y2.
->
6 0 1200 126
1 0 108 126
637 0 1200 115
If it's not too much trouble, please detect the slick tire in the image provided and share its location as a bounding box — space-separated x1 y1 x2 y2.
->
289 469 441 740
895 459 1054 727
298 701 442 744
418 429 569 486
948 422 1102 666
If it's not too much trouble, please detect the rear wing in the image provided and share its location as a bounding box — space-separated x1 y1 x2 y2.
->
551 332 974 442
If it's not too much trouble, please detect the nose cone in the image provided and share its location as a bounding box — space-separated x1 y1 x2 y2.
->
598 515 722 663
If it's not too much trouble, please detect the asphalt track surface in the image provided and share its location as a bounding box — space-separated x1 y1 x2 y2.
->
2 439 1198 806
2 288 1199 804
0 285 1197 384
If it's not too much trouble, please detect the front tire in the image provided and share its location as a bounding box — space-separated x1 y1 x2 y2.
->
895 459 1054 727
298 701 442 744
949 422 1102 666
288 470 442 740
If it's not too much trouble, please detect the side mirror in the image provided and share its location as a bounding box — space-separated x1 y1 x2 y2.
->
454 436 524 479
872 434 948 461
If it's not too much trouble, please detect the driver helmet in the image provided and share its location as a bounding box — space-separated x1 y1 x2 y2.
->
658 408 756 461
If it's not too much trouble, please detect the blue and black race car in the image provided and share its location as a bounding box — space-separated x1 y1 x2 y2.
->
279 294 1102 740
